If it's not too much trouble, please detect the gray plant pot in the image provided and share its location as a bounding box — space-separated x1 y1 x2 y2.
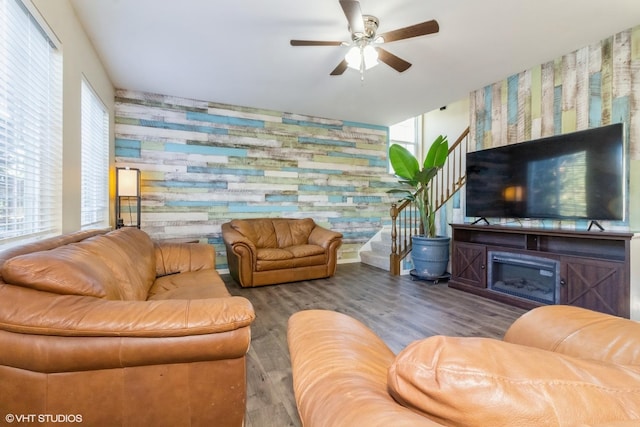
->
411 235 451 279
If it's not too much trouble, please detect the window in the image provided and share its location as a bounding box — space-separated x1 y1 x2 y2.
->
0 0 62 244
390 116 419 156
81 79 109 228
389 116 420 172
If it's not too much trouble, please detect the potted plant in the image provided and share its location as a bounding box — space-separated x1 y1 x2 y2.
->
388 134 450 279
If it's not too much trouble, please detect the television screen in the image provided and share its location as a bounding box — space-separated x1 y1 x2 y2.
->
465 123 625 221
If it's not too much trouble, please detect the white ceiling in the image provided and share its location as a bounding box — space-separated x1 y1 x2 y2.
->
69 0 640 126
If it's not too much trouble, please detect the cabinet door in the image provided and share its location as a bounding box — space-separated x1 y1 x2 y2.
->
561 256 628 317
451 242 486 288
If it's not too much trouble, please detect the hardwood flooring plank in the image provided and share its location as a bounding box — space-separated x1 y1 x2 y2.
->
224 262 527 427
245 403 297 427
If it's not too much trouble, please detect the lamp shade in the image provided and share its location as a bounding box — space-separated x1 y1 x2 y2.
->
345 45 379 71
362 45 379 69
344 45 378 70
117 168 139 197
345 46 362 69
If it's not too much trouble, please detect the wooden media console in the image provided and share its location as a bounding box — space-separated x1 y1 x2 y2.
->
449 224 631 318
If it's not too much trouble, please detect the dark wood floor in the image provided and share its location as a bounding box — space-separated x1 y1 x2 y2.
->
222 262 527 427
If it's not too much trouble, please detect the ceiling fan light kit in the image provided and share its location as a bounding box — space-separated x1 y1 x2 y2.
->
345 45 379 71
290 0 440 80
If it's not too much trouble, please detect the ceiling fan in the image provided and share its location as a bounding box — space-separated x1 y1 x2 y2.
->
290 0 439 77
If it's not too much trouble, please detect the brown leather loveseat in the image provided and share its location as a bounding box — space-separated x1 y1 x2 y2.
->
222 218 342 287
288 306 640 427
0 227 255 427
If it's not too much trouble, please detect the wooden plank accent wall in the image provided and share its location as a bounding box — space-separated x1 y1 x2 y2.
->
471 25 639 155
114 90 393 269
470 25 640 230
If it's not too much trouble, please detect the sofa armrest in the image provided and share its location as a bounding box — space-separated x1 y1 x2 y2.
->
388 335 640 426
154 242 216 276
308 224 343 249
221 225 257 255
504 305 640 366
222 222 258 286
0 284 255 373
288 310 443 427
0 284 254 337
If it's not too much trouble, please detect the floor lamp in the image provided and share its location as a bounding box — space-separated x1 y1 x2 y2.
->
115 167 141 229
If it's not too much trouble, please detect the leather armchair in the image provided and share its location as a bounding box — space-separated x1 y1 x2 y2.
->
222 218 342 287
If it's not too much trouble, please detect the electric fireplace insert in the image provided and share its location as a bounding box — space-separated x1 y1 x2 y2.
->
488 251 560 305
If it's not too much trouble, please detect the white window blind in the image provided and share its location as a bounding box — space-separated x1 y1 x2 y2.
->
81 79 109 228
0 0 62 243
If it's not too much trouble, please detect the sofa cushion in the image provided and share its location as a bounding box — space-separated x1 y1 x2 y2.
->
78 228 156 300
231 219 277 248
154 242 215 276
257 248 294 261
274 218 315 247
291 254 327 268
148 269 231 300
256 259 295 272
285 244 325 258
387 335 640 427
1 245 126 299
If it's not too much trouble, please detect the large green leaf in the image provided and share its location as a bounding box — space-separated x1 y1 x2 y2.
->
433 136 449 167
386 188 416 202
389 144 419 180
424 135 448 168
416 167 438 184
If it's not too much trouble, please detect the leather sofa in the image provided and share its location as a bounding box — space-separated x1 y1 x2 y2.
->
288 306 640 427
221 218 342 287
0 227 255 427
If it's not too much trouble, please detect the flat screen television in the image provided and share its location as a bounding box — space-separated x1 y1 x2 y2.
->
465 123 625 222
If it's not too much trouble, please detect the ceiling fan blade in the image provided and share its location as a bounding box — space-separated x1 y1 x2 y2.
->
339 0 364 34
290 40 343 46
377 48 412 72
330 59 349 76
378 19 439 43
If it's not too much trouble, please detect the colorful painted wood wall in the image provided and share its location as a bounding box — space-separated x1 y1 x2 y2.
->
470 25 640 229
114 90 392 268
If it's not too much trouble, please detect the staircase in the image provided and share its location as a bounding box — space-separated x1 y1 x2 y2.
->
360 126 470 273
359 229 394 271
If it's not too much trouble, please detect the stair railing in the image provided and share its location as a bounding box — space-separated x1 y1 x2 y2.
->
390 126 470 275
